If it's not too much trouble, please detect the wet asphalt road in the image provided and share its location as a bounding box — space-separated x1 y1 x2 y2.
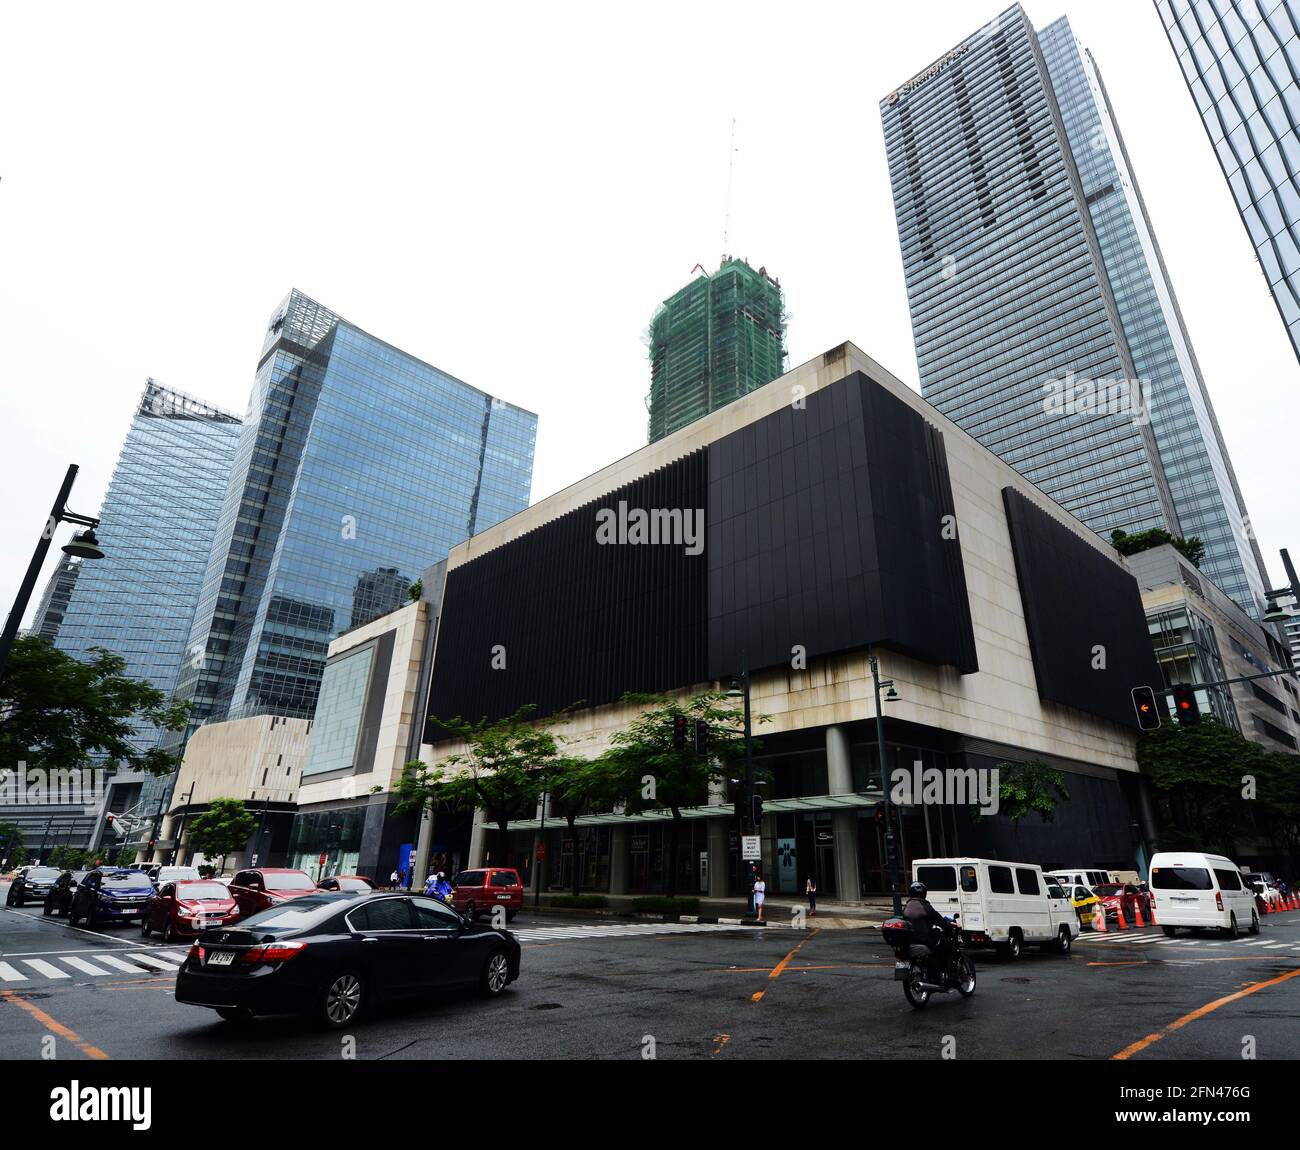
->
2 886 1298 1061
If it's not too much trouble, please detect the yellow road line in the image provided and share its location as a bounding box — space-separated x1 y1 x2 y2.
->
751 928 820 1004
1112 966 1300 1060
0 990 110 1060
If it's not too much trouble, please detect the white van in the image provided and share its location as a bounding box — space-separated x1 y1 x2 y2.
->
913 858 1079 959
1148 852 1259 937
1046 867 1110 889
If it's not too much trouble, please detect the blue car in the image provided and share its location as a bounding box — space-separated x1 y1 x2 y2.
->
68 868 156 927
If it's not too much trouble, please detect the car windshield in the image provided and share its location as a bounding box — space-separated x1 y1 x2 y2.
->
27 868 60 881
335 878 371 891
1093 885 1123 895
103 874 152 889
237 895 349 934
176 882 230 900
264 872 316 891
160 868 199 881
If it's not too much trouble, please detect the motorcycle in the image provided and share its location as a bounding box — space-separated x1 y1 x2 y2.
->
881 912 977 1009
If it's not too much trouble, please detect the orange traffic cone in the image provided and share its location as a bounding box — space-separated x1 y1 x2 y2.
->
1094 905 1106 932
1116 904 1128 930
1134 904 1146 928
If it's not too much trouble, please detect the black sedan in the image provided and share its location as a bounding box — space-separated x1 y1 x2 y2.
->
5 865 61 907
175 891 521 1028
43 869 88 916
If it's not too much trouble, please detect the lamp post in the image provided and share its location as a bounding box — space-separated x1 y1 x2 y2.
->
869 643 903 915
0 463 105 680
726 652 756 910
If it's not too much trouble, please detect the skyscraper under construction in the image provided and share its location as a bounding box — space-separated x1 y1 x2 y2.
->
646 258 786 442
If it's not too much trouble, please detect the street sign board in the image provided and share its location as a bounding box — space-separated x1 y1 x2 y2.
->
741 835 761 861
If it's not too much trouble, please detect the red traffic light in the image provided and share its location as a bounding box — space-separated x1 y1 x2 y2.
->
1171 684 1200 725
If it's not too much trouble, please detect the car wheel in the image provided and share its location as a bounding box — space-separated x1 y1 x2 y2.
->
215 1007 253 1025
465 901 478 921
998 932 1022 961
319 971 364 1028
1055 926 1072 954
140 917 151 938
480 950 511 997
1249 910 1260 935
42 901 53 916
1162 924 1177 937
1224 912 1239 939
163 921 176 944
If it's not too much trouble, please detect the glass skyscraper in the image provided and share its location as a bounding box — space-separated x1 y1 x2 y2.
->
1038 17 1267 613
881 4 1266 615
30 555 81 641
53 381 243 745
1158 0 1300 366
174 289 536 727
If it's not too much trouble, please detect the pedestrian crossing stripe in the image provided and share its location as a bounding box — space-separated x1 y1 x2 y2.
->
0 949 186 983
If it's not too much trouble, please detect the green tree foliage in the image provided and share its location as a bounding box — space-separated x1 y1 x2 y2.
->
0 636 190 777
981 760 1070 855
544 755 625 897
0 818 24 865
1110 527 1206 569
188 798 258 872
1137 717 1300 862
598 692 759 897
47 844 93 871
407 578 423 603
397 707 558 865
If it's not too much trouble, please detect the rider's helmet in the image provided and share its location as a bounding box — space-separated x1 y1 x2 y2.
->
908 881 928 899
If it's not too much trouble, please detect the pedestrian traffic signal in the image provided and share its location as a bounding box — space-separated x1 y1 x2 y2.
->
1171 683 1200 725
1131 685 1161 731
693 718 708 755
672 713 687 750
751 794 764 826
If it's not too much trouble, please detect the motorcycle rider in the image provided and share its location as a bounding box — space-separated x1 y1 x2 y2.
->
903 880 957 982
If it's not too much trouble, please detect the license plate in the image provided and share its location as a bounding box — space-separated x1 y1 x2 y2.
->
208 951 235 967
894 961 911 982
497 894 511 900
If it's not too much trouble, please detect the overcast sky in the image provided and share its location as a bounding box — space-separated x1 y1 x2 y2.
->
2 0 1296 627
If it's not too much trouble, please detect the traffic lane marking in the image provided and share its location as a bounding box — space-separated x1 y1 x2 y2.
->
751 928 821 1003
0 903 154 947
1112 966 1300 1060
0 990 110 1060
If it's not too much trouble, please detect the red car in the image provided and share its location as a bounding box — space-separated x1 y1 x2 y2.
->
317 874 377 893
1093 883 1149 923
450 867 523 921
228 867 319 918
142 879 239 942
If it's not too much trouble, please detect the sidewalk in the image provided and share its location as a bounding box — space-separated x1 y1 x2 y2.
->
528 892 898 930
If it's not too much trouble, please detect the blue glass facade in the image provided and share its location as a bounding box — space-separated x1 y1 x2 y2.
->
1039 17 1267 615
1158 0 1300 366
174 289 536 726
881 5 1180 546
53 381 243 747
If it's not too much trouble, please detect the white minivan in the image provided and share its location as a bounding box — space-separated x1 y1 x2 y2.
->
1148 852 1259 937
913 858 1079 959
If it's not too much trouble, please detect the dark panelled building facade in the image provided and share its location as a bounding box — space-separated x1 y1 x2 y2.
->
426 363 1161 899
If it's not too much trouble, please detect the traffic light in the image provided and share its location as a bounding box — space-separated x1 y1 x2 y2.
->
874 801 885 826
1171 683 1200 725
733 796 746 824
751 794 764 826
1131 685 1161 731
693 719 708 756
672 714 687 750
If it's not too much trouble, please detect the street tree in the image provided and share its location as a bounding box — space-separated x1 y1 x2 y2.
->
544 755 624 897
981 760 1070 856
0 636 190 778
0 818 24 866
188 798 258 873
397 706 557 866
599 692 755 898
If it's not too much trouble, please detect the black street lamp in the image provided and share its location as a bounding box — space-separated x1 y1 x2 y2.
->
869 643 903 915
726 652 757 909
0 464 104 679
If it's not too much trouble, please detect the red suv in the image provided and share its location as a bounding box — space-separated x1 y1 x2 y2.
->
451 868 523 922
228 868 319 918
142 879 239 941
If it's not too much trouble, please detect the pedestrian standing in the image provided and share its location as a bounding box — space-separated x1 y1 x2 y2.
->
806 874 817 918
389 868 399 890
753 873 766 921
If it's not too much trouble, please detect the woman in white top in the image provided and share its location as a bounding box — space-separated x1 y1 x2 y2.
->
753 874 766 921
